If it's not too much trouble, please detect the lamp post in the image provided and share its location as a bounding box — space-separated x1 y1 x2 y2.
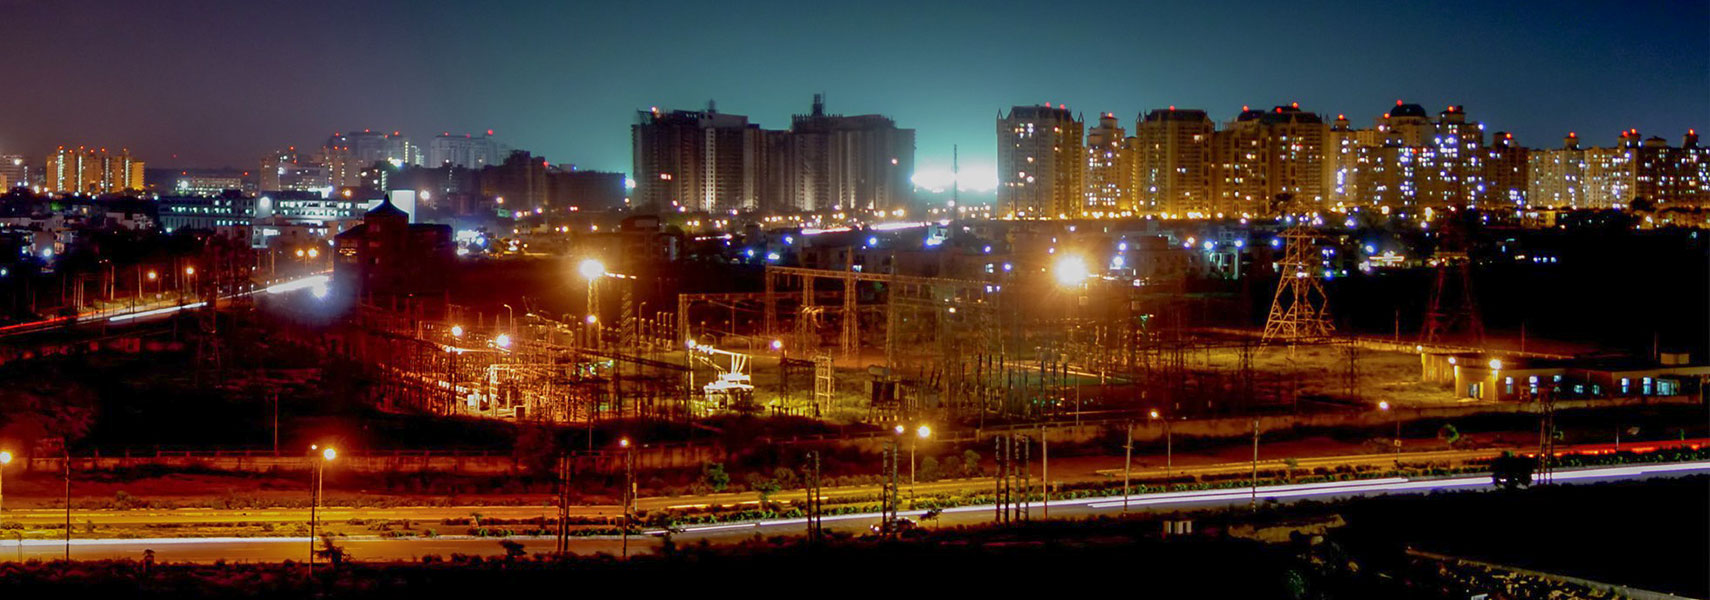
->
1379 401 1398 458
910 424 931 508
0 451 11 530
309 445 336 572
1122 421 1132 513
578 258 604 326
772 339 786 415
619 437 633 559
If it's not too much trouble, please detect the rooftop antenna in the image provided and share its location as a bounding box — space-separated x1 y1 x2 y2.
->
951 144 959 209
812 93 825 117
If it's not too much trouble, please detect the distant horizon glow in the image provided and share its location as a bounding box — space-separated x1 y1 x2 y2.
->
911 162 997 193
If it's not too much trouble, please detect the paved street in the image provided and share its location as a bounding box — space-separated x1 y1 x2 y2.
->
2 460 1703 563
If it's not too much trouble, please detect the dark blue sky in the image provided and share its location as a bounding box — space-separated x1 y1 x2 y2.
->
1 0 1704 189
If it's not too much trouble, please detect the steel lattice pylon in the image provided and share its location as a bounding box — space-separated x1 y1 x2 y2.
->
1262 225 1334 342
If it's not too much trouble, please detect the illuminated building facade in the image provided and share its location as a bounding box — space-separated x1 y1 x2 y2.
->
1133 107 1214 216
1211 104 1327 216
1083 113 1128 214
43 146 144 194
784 95 915 212
631 103 766 213
0 155 26 190
1526 134 1586 208
997 104 1084 218
427 132 499 169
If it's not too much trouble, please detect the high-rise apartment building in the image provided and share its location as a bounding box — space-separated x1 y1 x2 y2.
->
1211 104 1327 215
632 103 766 213
427 132 499 169
0 155 27 190
1484 132 1529 208
1133 108 1215 216
1083 113 1128 214
784 95 915 212
260 147 332 193
326 130 420 167
997 104 1083 218
1527 130 1705 209
43 146 144 194
1527 133 1587 208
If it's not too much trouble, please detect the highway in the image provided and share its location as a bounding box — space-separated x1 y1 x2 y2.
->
1 460 1703 563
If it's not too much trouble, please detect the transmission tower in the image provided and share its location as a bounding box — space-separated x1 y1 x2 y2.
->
1262 226 1334 342
1421 251 1483 344
1421 217 1484 344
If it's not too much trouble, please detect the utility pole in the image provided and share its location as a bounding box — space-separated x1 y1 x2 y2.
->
805 451 822 543
556 453 572 555
621 440 634 558
1040 426 1049 520
1250 418 1259 512
63 450 70 561
1122 421 1132 513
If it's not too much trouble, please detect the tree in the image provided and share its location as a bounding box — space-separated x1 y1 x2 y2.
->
315 534 348 569
700 462 730 492
1490 451 1533 490
1437 423 1461 447
498 539 527 561
961 450 982 477
918 456 941 482
772 466 798 489
511 425 560 474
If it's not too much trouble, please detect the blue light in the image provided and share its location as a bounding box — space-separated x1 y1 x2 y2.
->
1270 238 1282 248
744 248 755 258
1233 239 1245 248
1202 241 1214 251
868 236 878 246
983 245 992 254
784 235 794 245
766 252 780 261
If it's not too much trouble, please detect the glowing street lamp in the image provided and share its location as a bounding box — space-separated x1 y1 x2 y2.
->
577 258 606 281
618 437 634 558
1378 401 1400 456
1052 254 1090 288
450 325 465 338
578 258 606 337
494 333 513 349
0 450 11 529
309 445 337 572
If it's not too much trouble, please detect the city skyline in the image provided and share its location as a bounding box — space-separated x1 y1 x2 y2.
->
0 0 1703 192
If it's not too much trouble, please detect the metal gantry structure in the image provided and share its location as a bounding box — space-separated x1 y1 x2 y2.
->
1262 225 1335 343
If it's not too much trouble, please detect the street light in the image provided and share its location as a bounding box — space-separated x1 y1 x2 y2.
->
309 445 336 572
450 325 465 338
1379 401 1399 457
618 437 633 559
578 258 605 326
1052 254 1090 288
0 450 11 530
494 333 512 349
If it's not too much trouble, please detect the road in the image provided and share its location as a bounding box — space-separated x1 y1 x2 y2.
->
1 460 1703 563
0 443 1513 528
2 439 1697 528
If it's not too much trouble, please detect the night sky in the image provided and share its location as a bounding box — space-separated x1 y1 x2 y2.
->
1 0 1704 191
